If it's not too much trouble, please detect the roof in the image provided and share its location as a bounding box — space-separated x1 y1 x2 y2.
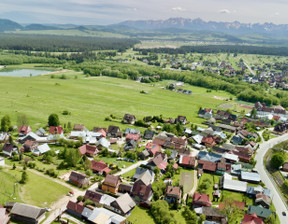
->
132 167 154 181
283 162 288 170
74 124 85 131
125 128 140 135
166 186 181 197
18 126 31 135
49 126 63 134
241 214 264 224
2 143 17 153
82 207 93 219
91 160 111 173
198 160 217 172
135 170 154 186
84 190 103 203
112 193 136 214
223 153 239 162
198 151 222 163
10 203 46 220
97 137 111 149
88 207 126 224
192 134 203 144
193 193 212 206
37 144 51 154
202 207 226 218
247 205 272 219
255 193 271 206
99 194 117 206
241 171 261 182
223 176 247 192
67 201 84 215
69 171 88 184
108 125 120 134
103 174 121 187
179 155 195 166
78 144 98 155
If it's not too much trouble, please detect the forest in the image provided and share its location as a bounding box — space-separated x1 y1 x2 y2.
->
0 34 139 52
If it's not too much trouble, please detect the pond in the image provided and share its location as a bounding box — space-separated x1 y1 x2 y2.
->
0 68 52 77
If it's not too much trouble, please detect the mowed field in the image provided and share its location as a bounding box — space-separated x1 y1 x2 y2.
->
0 70 239 130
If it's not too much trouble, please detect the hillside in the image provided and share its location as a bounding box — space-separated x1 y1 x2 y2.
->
0 19 22 32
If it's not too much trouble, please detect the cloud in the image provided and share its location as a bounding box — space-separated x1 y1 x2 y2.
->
219 9 231 14
171 7 186 12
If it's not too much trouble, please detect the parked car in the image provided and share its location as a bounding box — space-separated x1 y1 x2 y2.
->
282 211 286 216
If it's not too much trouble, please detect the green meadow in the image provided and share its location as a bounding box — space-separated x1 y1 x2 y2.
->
0 69 243 131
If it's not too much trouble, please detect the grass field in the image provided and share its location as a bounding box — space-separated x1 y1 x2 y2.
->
3 168 70 207
0 68 244 132
127 206 155 224
180 170 194 194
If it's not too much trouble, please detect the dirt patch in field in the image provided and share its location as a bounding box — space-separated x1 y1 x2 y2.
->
219 104 233 108
238 104 253 109
180 171 194 193
213 96 230 101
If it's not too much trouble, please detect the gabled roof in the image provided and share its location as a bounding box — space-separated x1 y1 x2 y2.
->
166 186 182 197
198 151 222 163
88 207 126 224
179 155 195 166
198 160 217 172
91 160 111 173
193 193 212 206
49 126 63 134
247 205 272 219
84 190 103 203
2 143 18 153
97 137 111 149
78 144 98 155
10 203 46 220
241 171 261 182
241 214 264 224
111 193 136 214
103 174 121 187
69 171 88 184
135 170 154 186
132 167 154 181
36 143 51 154
67 201 84 215
74 124 85 131
18 126 31 135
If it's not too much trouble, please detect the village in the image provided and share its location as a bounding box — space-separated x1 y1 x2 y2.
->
0 101 288 224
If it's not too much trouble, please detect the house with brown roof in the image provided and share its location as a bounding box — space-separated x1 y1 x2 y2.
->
201 207 227 223
193 193 212 207
66 201 85 218
255 193 271 208
145 142 162 156
201 136 216 147
175 115 187 124
91 160 111 175
10 203 46 224
102 175 122 194
197 160 217 173
110 193 136 215
78 144 98 157
18 126 32 136
92 127 107 138
241 214 264 224
22 140 38 152
123 114 136 124
165 186 182 204
126 133 141 142
2 143 18 157
49 126 64 135
282 162 288 172
73 124 86 131
178 155 195 169
107 126 122 138
69 171 89 188
84 190 103 205
147 152 167 172
131 171 153 202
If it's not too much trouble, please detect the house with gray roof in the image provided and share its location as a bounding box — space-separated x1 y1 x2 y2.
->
240 171 261 183
10 203 46 224
247 205 272 219
197 151 222 163
88 207 126 224
97 137 111 150
132 167 155 182
32 143 51 156
109 193 136 215
221 173 247 192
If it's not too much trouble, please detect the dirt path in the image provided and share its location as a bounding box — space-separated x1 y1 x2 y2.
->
183 170 198 204
40 69 71 76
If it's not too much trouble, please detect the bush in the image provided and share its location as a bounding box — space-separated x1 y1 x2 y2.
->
27 162 36 169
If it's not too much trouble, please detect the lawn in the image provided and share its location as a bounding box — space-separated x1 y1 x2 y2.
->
0 71 241 131
127 206 155 224
95 156 133 169
180 170 194 194
197 173 220 198
0 170 23 205
6 168 70 207
121 167 137 179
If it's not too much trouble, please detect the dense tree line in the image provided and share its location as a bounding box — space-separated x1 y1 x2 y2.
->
0 34 139 52
135 45 288 57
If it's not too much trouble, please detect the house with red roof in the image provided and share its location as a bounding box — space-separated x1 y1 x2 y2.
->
91 160 111 175
193 193 212 207
197 160 217 173
201 136 216 147
178 155 195 169
66 201 85 218
18 126 32 136
78 144 98 157
241 214 264 224
126 133 141 142
145 142 162 157
147 152 167 172
49 126 64 135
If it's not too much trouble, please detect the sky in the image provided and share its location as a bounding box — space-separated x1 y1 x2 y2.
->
0 0 287 25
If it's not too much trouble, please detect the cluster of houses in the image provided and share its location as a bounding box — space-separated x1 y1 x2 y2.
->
0 106 285 224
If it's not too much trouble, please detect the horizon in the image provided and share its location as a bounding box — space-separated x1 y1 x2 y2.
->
0 0 286 26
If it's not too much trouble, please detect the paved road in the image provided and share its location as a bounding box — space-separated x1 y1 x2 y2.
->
243 60 256 76
255 133 288 224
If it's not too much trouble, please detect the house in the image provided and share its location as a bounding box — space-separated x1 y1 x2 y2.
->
221 173 247 192
18 126 32 136
66 201 85 218
0 207 9 224
143 130 155 140
223 153 239 163
78 144 98 157
10 203 46 224
239 130 258 139
165 186 182 204
2 143 18 157
198 108 213 119
214 124 237 133
241 214 264 224
282 162 288 171
69 171 89 188
132 167 155 182
126 133 141 142
118 183 133 194
91 160 111 175
246 185 271 198
107 126 121 138
0 157 5 167
138 150 150 160
49 126 64 135
198 151 222 163
124 139 137 151
175 115 187 124
82 207 93 220
35 128 46 137
97 137 111 150
92 127 107 138
192 134 203 144
146 143 162 156
254 102 287 119
178 155 195 169
201 136 216 147
216 162 231 175
84 190 103 205
110 193 136 215
247 205 272 219
102 175 122 194
124 128 140 135
240 171 261 183
22 140 38 152
231 135 244 145
87 207 126 224
231 146 254 163
19 132 40 144
132 171 153 202
123 114 136 124
201 207 227 223
255 193 271 208
32 143 51 156
0 132 8 143
193 193 212 207
197 160 217 173
74 124 86 131
147 152 167 172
